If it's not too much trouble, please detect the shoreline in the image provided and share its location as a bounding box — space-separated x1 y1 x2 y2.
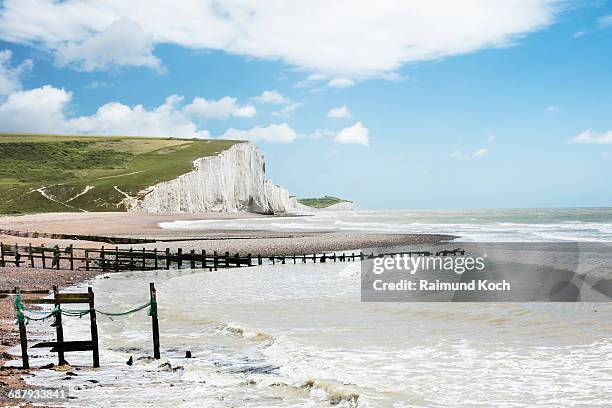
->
0 211 454 404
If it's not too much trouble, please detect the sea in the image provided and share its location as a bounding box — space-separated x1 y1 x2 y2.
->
19 208 612 407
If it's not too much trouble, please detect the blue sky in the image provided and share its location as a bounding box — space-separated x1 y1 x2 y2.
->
0 1 611 209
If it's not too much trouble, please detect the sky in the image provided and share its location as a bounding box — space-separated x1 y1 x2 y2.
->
0 0 611 209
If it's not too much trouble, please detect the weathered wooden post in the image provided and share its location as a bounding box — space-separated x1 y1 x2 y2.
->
225 252 230 268
293 254 296 264
142 248 146 270
101 246 106 272
28 244 34 267
351 252 355 261
69 245 74 270
201 250 206 268
258 254 262 265
149 283 160 359
0 242 5 267
15 286 29 369
213 251 218 270
190 250 196 269
177 248 183 269
88 287 100 368
165 248 170 270
15 243 20 267
303 254 306 263
53 286 67 365
247 253 252 266
41 244 46 269
85 249 90 271
234 253 239 267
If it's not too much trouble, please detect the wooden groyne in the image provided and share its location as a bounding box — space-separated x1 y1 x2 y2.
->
0 242 367 271
5 283 160 369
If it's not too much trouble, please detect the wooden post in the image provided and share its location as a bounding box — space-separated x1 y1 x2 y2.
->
177 248 183 269
154 248 158 270
41 244 46 269
351 252 355 261
190 250 195 269
88 287 100 368
303 254 306 263
333 253 337 262
142 248 146 270
247 253 252 266
165 248 170 270
129 248 134 271
258 254 262 265
234 253 239 267
201 250 206 269
85 249 90 271
15 243 20 267
69 245 74 270
359 252 364 261
150 283 160 360
29 244 34 267
101 246 106 272
15 287 29 369
0 243 4 267
225 252 230 268
213 252 218 271
115 246 119 272
293 254 296 264
53 286 67 365
55 246 60 270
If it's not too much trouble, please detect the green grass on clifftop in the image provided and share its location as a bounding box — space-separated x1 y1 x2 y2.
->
297 196 352 208
0 133 241 214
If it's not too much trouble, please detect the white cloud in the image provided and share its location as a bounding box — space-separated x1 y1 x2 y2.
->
307 128 336 140
221 123 296 143
253 90 289 104
294 73 329 88
327 105 351 118
184 96 256 119
598 14 612 27
0 85 210 137
488 135 496 142
474 148 488 158
272 102 302 117
335 122 369 146
55 18 164 72
572 31 586 38
0 1 563 76
0 85 73 132
570 129 612 144
545 105 561 112
0 49 32 96
328 77 355 88
450 148 488 160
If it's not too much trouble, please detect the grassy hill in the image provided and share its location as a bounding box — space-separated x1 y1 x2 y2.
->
297 195 352 208
0 133 240 214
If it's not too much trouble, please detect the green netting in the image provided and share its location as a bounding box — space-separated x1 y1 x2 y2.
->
12 292 156 325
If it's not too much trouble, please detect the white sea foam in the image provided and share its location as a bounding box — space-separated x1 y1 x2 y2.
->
20 260 612 407
160 208 612 242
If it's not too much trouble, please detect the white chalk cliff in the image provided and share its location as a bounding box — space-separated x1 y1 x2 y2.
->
126 142 352 214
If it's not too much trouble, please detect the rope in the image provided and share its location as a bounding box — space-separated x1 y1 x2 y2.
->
12 293 155 325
